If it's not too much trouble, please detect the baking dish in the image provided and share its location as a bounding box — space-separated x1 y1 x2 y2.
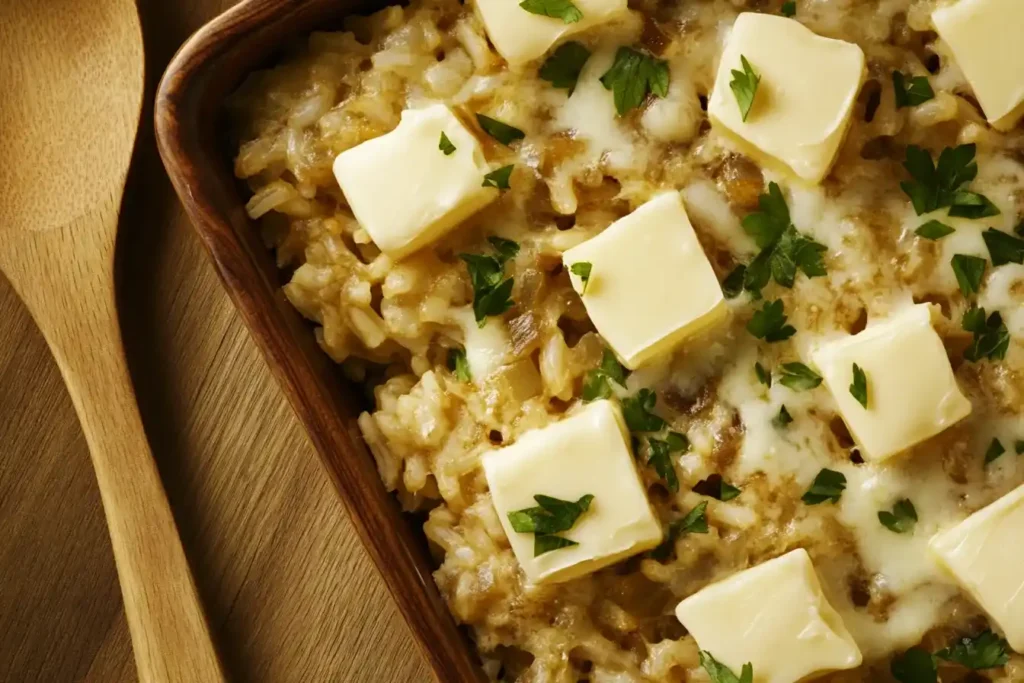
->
155 1 486 679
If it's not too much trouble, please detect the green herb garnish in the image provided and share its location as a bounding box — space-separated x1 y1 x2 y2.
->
893 71 934 108
936 630 1009 670
747 299 796 342
802 468 847 505
581 349 627 402
779 362 822 390
693 474 741 501
438 132 456 155
850 363 868 408
508 494 594 556
773 405 793 428
741 182 827 294
622 388 666 432
900 144 997 219
570 261 593 294
539 42 591 94
729 55 761 122
722 264 747 299
650 502 709 560
459 239 519 326
984 438 1006 465
699 651 753 683
476 114 525 145
951 253 987 296
519 0 583 23
447 347 471 382
982 227 1024 266
599 46 669 116
963 306 1010 362
482 164 514 190
915 220 955 240
878 499 918 534
755 362 772 387
890 647 937 683
647 433 690 492
781 1 796 16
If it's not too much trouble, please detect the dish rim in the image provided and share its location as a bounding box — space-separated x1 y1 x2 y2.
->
154 1 487 680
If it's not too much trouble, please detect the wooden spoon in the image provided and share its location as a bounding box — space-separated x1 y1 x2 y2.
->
0 1 226 681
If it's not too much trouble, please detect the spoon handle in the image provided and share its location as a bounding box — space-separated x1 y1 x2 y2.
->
4 234 227 683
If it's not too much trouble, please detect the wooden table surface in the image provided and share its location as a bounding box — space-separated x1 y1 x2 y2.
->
0 1 433 681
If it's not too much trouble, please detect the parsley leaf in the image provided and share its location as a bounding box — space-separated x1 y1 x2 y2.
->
722 264 747 299
459 240 518 326
963 306 1010 362
581 349 628 402
599 46 669 116
699 651 753 683
439 132 456 155
915 220 955 240
802 468 847 505
647 435 688 492
982 227 1024 266
1016 440 1024 455
984 437 1006 465
850 363 868 408
900 144 997 219
570 261 593 294
475 114 525 146
741 183 827 293
893 71 935 108
482 164 514 190
539 42 591 94
747 299 796 342
755 362 772 387
890 647 937 683
878 499 918 534
779 362 822 390
773 405 793 428
622 388 666 432
508 494 594 556
693 474 741 501
729 55 761 122
519 0 583 22
936 630 1009 670
650 502 708 560
951 254 987 296
781 1 796 16
447 347 471 382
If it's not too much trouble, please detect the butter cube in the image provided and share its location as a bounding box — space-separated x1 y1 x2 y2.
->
675 549 862 683
562 192 728 370
811 304 972 462
473 0 627 66
333 104 497 261
933 0 1024 131
482 400 662 584
708 13 866 184
930 484 1024 651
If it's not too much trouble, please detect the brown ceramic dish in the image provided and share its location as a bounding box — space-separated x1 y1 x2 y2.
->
155 1 486 680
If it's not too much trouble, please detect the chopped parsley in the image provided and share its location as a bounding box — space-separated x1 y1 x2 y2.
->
878 499 918 534
915 220 955 240
984 438 1006 465
982 227 1024 266
475 114 525 145
722 264 747 299
901 144 998 219
539 42 591 94
747 299 796 342
570 261 593 294
650 502 709 560
936 630 1009 670
646 433 690 492
951 254 987 297
755 361 772 388
693 474 741 502
963 306 1010 362
729 55 761 122
890 647 937 683
892 71 935 108
741 182 827 294
622 388 666 432
850 363 868 408
482 164 514 190
773 405 793 428
582 349 628 402
459 238 519 326
599 47 669 116
447 347 471 382
519 0 583 22
802 468 847 505
1017 440 1024 455
779 362 822 391
781 1 796 16
438 132 456 155
699 651 753 683
507 494 594 556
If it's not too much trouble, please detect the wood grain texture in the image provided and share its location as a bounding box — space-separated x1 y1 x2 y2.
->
0 0 432 681
155 1 488 681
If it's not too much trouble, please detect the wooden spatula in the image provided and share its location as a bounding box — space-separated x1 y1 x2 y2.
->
0 1 226 681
